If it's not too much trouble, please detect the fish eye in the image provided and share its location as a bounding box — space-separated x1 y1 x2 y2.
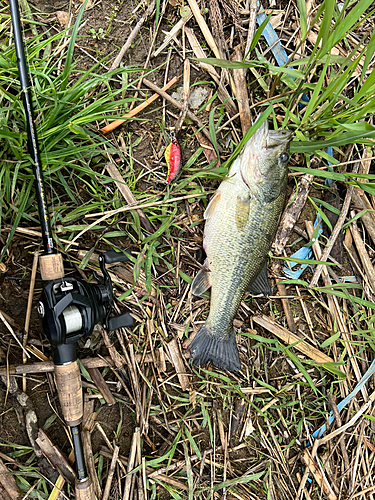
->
279 153 289 163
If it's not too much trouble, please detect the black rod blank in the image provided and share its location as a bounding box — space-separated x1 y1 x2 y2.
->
9 0 54 255
71 425 88 482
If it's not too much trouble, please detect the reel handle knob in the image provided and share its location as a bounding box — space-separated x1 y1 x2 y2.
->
101 250 131 265
105 311 134 331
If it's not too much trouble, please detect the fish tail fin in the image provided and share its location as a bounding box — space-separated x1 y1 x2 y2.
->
189 325 241 372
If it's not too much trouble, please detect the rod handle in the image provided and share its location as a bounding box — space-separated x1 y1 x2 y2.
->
75 478 96 500
39 253 64 281
54 361 83 427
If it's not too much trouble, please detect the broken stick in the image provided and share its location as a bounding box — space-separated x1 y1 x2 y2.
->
143 78 215 145
100 76 178 134
105 161 153 233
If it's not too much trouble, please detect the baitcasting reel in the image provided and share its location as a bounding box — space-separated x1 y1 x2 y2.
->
38 250 134 364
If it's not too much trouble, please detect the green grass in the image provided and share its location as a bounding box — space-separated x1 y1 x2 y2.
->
0 3 146 260
199 0 375 176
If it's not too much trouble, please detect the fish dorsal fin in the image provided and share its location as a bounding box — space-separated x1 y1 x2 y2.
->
235 193 251 231
192 260 211 296
248 262 272 296
204 192 220 220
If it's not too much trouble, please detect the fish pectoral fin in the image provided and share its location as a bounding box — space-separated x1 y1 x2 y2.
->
204 192 220 220
191 260 211 296
235 193 251 231
248 262 272 296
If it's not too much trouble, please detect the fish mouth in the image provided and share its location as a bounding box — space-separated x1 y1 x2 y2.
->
250 120 291 149
267 129 291 148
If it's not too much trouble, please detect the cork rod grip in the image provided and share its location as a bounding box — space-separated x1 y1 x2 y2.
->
75 478 96 500
39 253 64 281
54 361 83 427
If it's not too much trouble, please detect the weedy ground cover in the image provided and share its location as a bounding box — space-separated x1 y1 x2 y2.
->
0 0 375 499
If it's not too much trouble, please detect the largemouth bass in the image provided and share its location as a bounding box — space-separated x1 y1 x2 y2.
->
189 120 291 372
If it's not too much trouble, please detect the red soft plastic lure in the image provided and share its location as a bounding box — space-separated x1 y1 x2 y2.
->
165 139 182 183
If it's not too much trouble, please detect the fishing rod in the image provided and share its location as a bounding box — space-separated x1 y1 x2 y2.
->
9 1 134 498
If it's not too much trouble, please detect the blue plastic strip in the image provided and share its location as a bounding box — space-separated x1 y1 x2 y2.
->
256 3 309 106
256 4 289 67
308 359 375 444
283 215 322 279
254 4 335 277
256 2 374 467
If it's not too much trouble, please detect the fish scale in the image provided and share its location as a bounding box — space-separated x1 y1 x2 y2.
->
206 192 285 333
189 120 291 372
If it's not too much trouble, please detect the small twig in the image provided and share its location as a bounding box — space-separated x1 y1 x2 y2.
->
0 354 155 377
0 311 30 359
174 59 190 134
24 249 39 339
245 0 258 59
4 226 80 246
142 78 215 145
192 126 218 164
100 76 178 134
87 367 116 405
327 393 350 474
300 448 337 500
67 192 211 250
276 280 297 333
23 249 39 392
319 390 375 446
0 456 20 500
306 220 367 395
102 445 119 500
100 447 190 491
152 7 192 57
231 46 251 136
35 429 76 485
123 429 139 500
351 187 375 246
109 0 156 72
105 161 153 233
187 0 220 58
310 163 358 288
184 27 237 116
167 338 190 391
349 211 375 295
253 315 334 364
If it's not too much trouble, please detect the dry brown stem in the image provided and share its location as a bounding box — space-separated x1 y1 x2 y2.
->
184 27 237 116
272 172 315 258
35 429 76 485
231 46 251 136
253 315 334 364
0 457 20 500
87 367 116 405
143 78 214 144
167 337 190 391
301 448 337 500
109 0 156 71
99 76 178 134
310 164 358 288
105 161 153 233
